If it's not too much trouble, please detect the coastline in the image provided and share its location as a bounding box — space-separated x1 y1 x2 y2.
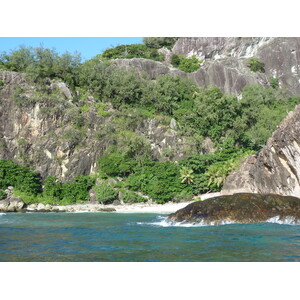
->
23 192 221 214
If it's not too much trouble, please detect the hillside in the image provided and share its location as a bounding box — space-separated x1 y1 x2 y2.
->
1 37 300 205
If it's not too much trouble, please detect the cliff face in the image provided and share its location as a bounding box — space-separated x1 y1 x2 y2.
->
114 37 300 96
0 70 191 180
222 105 300 197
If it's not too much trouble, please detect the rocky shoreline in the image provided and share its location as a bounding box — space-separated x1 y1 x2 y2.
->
168 193 300 225
0 194 209 214
0 188 220 214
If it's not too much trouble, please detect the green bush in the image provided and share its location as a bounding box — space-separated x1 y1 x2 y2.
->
171 54 202 73
121 189 146 203
93 185 118 204
0 159 41 195
125 161 190 204
246 57 265 73
0 190 7 200
60 175 95 204
269 77 279 89
43 176 62 198
102 44 164 61
98 152 138 177
143 37 179 49
0 46 81 88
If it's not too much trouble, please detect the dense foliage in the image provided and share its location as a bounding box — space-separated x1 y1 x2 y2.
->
0 160 41 195
143 37 179 49
0 190 6 200
2 41 300 204
93 185 118 204
101 44 164 61
171 54 202 72
0 46 81 88
246 57 265 73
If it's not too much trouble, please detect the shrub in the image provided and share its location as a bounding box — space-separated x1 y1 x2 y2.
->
98 152 138 177
171 54 202 73
269 77 279 89
143 37 179 49
93 185 118 204
43 176 62 198
60 175 95 203
125 161 189 204
0 159 41 195
121 189 146 203
246 57 265 73
102 44 164 61
0 190 7 200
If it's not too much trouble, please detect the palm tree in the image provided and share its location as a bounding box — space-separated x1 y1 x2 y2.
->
180 167 194 185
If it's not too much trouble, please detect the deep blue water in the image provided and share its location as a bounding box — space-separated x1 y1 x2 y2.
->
0 212 299 262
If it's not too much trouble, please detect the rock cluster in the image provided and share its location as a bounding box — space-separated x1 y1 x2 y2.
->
114 37 300 96
0 187 25 212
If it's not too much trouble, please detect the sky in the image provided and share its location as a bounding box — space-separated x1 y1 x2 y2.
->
0 37 143 61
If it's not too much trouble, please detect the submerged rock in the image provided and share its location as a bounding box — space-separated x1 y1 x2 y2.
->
168 193 300 225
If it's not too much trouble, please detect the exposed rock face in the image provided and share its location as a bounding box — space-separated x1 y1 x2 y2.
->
168 193 300 225
112 58 186 79
0 69 189 180
114 37 300 96
222 105 300 197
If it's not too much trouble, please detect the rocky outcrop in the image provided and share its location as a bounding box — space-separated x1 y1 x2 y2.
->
114 38 300 96
0 197 25 212
222 105 300 197
0 69 189 180
168 193 300 225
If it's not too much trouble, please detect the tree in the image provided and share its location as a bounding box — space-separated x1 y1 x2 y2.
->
180 167 194 184
246 57 265 73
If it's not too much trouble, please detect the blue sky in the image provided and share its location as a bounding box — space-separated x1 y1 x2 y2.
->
0 37 143 61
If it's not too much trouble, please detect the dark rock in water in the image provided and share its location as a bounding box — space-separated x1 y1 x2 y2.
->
25 209 66 213
99 207 116 212
168 193 300 225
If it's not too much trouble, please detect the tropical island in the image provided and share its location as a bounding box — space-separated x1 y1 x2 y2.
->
1 37 300 221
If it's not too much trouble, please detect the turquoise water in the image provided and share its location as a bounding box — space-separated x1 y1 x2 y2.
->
0 212 299 262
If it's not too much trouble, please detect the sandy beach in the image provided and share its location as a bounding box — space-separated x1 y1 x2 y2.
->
30 192 221 214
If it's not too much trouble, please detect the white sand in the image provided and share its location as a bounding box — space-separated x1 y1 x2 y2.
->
29 192 221 214
111 192 221 214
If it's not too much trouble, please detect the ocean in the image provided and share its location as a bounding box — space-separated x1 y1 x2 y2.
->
0 212 299 262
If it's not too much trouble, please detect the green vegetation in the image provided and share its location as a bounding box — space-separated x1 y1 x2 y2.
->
0 160 41 195
102 44 164 61
0 190 7 200
171 54 202 72
0 46 81 88
93 185 118 204
2 40 300 205
246 57 265 73
143 37 179 49
269 77 280 89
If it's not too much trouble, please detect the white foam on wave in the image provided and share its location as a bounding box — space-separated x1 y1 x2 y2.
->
0 213 6 216
266 216 300 225
135 216 235 227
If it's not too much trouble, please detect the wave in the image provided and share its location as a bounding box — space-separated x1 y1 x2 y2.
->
135 215 300 227
0 213 6 216
135 216 235 227
266 216 300 225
